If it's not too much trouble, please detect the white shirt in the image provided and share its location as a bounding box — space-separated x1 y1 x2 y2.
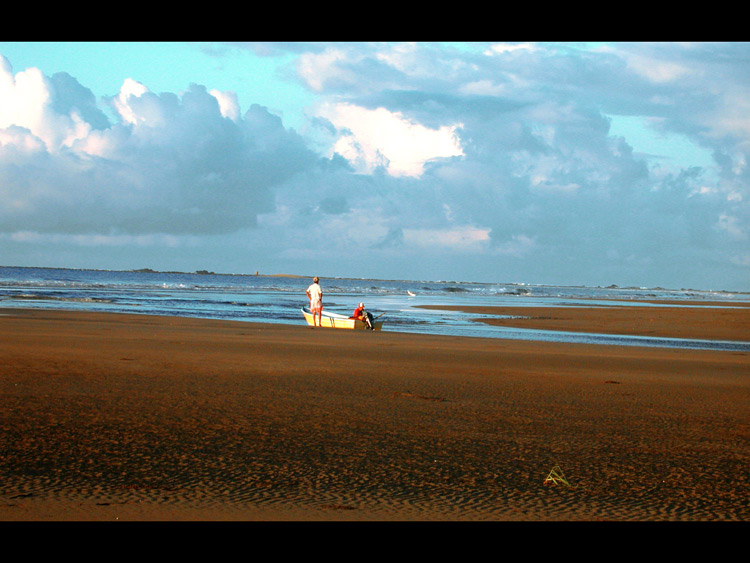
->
307 283 322 302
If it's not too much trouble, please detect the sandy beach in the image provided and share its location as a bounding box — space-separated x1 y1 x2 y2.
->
1 306 748 521
417 301 750 342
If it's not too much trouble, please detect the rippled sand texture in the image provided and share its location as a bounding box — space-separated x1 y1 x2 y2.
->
1 309 748 521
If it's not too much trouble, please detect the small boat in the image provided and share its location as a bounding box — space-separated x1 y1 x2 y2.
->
301 307 383 330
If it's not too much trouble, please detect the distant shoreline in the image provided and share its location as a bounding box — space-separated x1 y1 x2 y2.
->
1 264 305 279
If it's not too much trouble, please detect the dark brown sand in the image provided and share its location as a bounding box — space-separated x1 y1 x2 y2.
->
1 307 748 521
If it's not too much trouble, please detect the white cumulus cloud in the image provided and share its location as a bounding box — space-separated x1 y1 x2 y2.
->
319 102 463 177
0 55 91 151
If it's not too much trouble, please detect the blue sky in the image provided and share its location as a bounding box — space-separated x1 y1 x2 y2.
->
1 42 748 290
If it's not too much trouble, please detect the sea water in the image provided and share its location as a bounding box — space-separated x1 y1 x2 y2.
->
1 266 748 352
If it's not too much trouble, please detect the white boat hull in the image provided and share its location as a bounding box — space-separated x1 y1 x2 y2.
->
301 308 382 330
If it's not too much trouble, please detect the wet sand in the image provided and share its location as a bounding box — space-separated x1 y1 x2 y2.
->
1 307 748 521
417 301 750 342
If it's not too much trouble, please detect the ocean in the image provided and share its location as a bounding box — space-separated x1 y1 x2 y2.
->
1 266 748 352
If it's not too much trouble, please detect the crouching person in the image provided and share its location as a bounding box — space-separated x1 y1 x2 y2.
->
351 302 374 330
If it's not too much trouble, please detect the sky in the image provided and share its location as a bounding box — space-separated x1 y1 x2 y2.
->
1 41 749 291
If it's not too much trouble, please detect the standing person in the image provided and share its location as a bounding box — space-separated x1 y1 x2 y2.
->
306 277 323 327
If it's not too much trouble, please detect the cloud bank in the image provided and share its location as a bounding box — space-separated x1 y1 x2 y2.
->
0 59 315 237
1 43 749 290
